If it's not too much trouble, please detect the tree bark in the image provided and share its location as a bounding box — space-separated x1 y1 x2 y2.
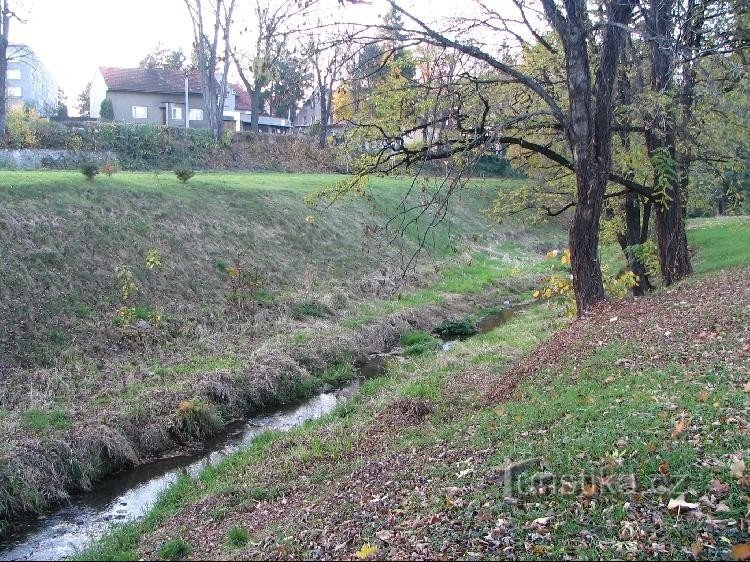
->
318 86 329 148
543 0 635 314
620 191 654 295
644 0 692 285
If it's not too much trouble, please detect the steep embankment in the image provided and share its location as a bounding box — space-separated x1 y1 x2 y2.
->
80 218 750 561
0 171 562 531
0 171 531 365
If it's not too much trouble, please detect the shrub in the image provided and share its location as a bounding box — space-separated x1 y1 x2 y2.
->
157 538 191 560
99 98 114 121
435 319 477 339
5 106 38 148
80 162 100 181
174 166 195 183
172 399 222 441
100 162 119 177
534 249 638 316
226 526 250 547
66 134 83 151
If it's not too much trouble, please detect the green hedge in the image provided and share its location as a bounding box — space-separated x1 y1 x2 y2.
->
4 110 223 170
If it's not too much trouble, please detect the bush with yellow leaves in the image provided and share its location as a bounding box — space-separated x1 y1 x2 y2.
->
534 249 638 316
112 249 165 337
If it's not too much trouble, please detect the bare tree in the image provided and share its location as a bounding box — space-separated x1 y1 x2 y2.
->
233 0 302 133
184 0 237 139
308 36 349 148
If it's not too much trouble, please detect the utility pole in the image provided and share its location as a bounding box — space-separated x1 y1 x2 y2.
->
184 74 189 129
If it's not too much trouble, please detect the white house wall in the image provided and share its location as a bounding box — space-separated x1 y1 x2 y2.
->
89 70 107 119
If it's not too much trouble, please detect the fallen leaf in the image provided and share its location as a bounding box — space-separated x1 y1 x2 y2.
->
710 479 731 494
582 483 599 497
672 415 691 438
730 457 746 479
691 543 704 557
355 543 379 559
667 494 700 512
733 543 750 561
530 516 552 527
698 390 709 402
604 376 616 384
743 381 750 392
375 530 394 543
559 481 574 494
740 476 750 488
715 502 731 513
659 462 670 476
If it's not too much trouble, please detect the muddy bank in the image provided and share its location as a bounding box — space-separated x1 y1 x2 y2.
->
0 291 515 533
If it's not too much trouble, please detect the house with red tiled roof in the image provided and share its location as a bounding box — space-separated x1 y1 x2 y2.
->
89 67 292 133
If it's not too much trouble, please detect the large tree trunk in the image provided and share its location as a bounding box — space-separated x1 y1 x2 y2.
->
569 183 606 312
549 0 634 314
654 194 692 284
559 3 606 314
644 0 692 285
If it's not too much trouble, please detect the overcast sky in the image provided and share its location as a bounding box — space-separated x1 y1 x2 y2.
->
11 0 430 114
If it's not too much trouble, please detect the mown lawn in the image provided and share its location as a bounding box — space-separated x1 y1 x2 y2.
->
688 216 750 273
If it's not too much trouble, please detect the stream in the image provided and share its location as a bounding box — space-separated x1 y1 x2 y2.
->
0 379 373 561
0 304 525 561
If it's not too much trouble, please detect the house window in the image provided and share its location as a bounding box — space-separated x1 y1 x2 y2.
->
6 86 21 97
7 69 21 80
131 106 148 119
171 106 183 120
188 108 204 121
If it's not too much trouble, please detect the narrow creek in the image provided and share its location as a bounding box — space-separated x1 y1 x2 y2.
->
0 380 373 562
0 305 525 561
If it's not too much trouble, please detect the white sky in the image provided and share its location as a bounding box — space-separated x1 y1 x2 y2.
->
10 0 458 114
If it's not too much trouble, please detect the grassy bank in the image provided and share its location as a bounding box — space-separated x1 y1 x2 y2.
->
0 171 563 531
78 217 750 561
0 170 533 365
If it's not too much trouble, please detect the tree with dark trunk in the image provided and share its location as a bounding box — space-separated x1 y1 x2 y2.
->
347 0 635 314
337 0 747 310
539 0 637 312
642 0 693 285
